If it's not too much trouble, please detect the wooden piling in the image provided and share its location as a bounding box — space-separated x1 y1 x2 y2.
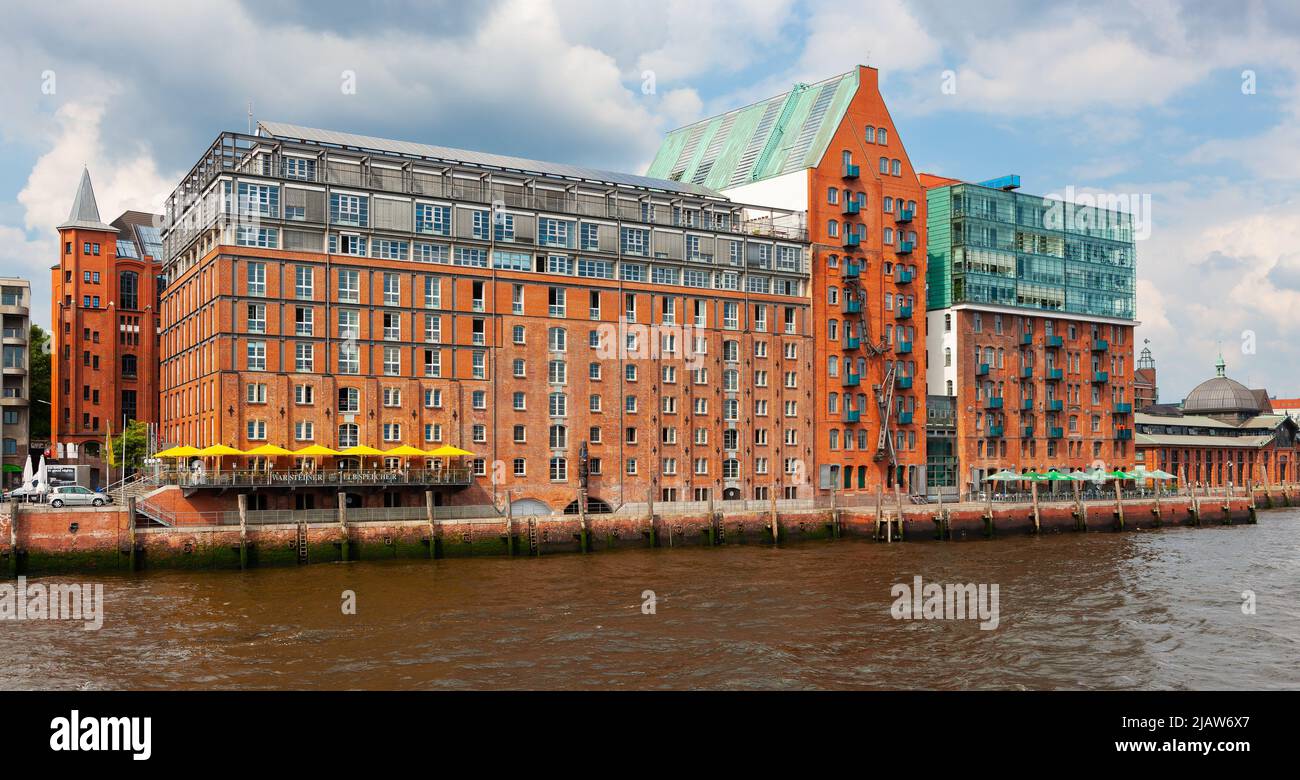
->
425 491 437 558
337 492 349 561
237 493 248 570
1113 478 1125 531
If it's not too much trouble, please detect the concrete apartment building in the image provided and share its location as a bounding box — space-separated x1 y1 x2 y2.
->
1 278 32 490
157 122 813 512
922 173 1138 497
648 66 928 495
50 169 164 486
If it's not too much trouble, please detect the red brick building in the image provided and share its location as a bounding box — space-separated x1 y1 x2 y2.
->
649 66 927 495
922 173 1137 496
1136 356 1300 485
156 124 813 512
50 169 163 486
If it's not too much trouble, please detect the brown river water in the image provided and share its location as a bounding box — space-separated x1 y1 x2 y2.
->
3 511 1298 690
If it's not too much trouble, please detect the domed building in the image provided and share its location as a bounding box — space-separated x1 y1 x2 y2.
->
1135 355 1300 486
1181 355 1263 423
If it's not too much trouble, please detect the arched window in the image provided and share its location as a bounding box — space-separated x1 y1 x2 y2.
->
118 270 139 310
865 125 875 143
877 128 888 144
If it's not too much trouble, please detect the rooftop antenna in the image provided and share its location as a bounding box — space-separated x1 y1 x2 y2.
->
247 101 253 134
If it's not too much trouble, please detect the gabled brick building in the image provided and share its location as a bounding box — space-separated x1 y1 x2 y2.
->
50 169 163 486
649 66 927 495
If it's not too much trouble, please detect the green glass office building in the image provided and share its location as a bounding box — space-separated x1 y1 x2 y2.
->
925 180 1136 319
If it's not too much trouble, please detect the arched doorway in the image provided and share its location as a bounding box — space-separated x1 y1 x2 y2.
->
563 497 613 514
509 497 552 517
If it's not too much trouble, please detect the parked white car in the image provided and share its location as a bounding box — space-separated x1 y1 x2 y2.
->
48 485 111 508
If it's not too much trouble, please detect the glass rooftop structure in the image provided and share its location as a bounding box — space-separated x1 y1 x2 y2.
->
925 181 1136 320
646 71 858 189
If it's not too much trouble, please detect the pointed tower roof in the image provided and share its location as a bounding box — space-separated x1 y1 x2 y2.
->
57 168 118 233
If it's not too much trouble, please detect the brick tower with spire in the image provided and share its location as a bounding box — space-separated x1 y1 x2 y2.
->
50 168 163 484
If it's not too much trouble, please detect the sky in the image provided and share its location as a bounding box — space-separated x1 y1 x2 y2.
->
2 0 1298 402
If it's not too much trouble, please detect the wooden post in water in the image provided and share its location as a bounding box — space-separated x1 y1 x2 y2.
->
1113 478 1125 531
875 484 884 541
769 481 780 544
935 484 946 540
425 490 437 559
1030 480 1041 534
577 488 590 553
894 482 905 541
337 491 349 562
7 500 17 578
127 496 138 571
645 486 656 548
830 487 840 539
237 493 248 570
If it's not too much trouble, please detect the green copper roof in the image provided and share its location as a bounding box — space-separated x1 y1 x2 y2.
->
647 70 858 190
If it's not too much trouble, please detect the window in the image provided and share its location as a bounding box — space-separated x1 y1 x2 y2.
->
330 193 368 226
294 266 314 299
295 384 315 405
338 423 359 449
246 340 266 371
295 342 313 372
415 203 451 235
338 269 360 303
549 457 568 482
246 303 266 334
548 287 566 318
246 262 266 296
338 387 360 413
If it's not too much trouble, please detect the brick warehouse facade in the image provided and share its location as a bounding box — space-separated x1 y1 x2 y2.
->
922 173 1138 496
649 66 927 495
50 169 163 486
157 123 814 512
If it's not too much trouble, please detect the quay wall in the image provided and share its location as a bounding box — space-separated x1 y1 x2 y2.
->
1 486 1287 575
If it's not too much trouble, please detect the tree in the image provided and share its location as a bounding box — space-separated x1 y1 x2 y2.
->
106 420 151 475
28 324 50 440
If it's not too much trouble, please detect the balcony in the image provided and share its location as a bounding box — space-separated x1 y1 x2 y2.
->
1046 368 1063 381
1116 428 1133 440
1020 366 1033 379
1115 402 1133 414
897 241 914 254
843 163 860 179
1048 427 1064 439
987 425 1004 438
1092 339 1109 352
843 372 861 387
844 335 860 350
896 340 913 354
843 408 861 423
975 362 989 376
1021 426 1035 438
1046 335 1064 348
1020 332 1033 347
985 396 1004 410
842 261 860 280
1093 371 1109 383
844 299 862 314
897 208 914 222
895 375 913 390
898 411 914 425
897 269 914 284
1020 398 1034 411
896 305 912 319
842 200 860 216
842 233 861 249
1048 399 1064 412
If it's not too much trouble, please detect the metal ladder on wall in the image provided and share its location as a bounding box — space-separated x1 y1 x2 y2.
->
527 518 539 555
295 523 308 564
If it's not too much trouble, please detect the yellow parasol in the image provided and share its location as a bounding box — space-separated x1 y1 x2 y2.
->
294 444 340 456
245 444 294 456
426 445 473 457
156 445 201 458
199 443 245 478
